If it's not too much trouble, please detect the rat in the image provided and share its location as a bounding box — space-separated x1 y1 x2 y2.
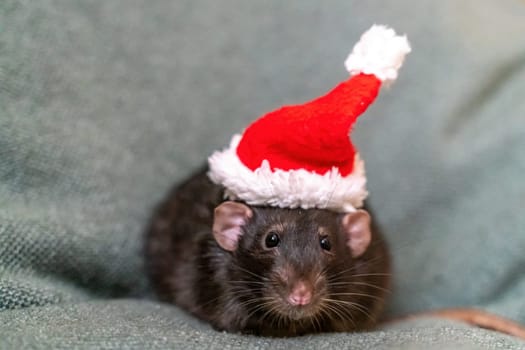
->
144 166 390 336
144 166 525 339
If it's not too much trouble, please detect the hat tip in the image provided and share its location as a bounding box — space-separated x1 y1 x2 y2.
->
344 24 411 83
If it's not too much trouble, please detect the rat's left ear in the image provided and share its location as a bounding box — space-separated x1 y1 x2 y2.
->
341 210 372 258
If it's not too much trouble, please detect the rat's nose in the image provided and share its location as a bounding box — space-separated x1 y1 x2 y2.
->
287 281 312 306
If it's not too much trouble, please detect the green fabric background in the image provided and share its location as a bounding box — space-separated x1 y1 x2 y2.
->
1 0 525 349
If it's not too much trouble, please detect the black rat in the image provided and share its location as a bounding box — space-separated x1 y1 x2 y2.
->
144 166 525 339
145 166 390 336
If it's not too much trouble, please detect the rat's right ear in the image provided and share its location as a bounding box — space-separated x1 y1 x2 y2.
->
212 201 253 251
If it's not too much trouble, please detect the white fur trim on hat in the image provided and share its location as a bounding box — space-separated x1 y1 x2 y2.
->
207 135 368 213
344 24 411 83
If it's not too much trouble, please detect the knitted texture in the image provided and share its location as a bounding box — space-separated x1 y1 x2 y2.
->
2 1 525 349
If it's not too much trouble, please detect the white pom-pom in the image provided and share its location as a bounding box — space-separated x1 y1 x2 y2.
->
344 24 411 83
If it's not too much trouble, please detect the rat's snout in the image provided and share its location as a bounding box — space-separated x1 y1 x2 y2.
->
271 263 325 316
287 280 312 306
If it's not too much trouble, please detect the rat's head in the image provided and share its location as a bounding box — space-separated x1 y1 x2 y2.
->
212 201 376 328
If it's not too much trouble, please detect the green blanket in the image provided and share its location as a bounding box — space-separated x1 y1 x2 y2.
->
2 0 525 349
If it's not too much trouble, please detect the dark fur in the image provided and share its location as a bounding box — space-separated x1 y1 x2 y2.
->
144 166 390 336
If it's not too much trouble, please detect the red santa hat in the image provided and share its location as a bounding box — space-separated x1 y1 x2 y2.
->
208 25 411 212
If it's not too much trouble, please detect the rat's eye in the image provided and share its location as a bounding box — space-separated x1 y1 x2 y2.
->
265 231 280 248
319 236 331 251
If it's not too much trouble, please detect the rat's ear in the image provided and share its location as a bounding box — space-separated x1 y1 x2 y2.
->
213 201 253 251
341 210 372 258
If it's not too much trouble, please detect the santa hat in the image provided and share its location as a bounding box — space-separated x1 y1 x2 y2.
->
208 25 410 213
